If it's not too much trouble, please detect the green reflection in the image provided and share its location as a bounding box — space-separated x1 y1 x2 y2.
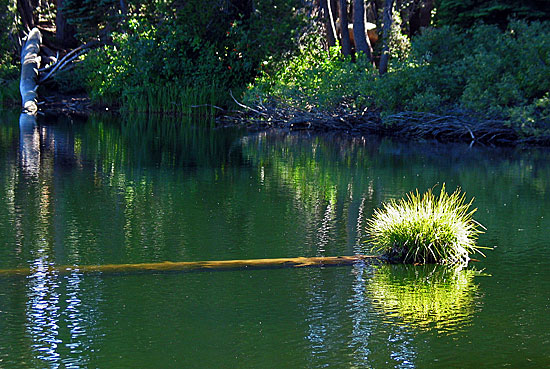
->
367 264 481 333
3 112 550 367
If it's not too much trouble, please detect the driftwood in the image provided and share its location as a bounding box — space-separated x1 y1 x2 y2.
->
217 97 529 146
39 40 99 84
20 28 42 114
0 255 377 277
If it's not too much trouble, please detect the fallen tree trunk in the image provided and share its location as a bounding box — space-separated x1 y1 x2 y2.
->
20 27 42 114
0 255 378 277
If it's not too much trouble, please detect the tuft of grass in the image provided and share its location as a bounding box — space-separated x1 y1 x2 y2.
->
366 185 485 265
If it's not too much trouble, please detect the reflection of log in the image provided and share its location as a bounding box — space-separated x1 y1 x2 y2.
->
0 255 378 276
20 28 42 114
19 113 40 176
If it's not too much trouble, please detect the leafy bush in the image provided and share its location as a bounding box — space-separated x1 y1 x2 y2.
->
248 19 550 135
435 0 550 28
0 0 18 75
0 78 20 106
74 0 306 112
0 0 19 106
245 34 376 109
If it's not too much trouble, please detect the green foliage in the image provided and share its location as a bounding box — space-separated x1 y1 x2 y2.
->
388 11 411 62
50 66 87 94
366 185 484 265
0 0 18 74
73 0 306 112
0 0 19 107
245 34 376 109
62 0 122 40
250 19 550 135
122 83 222 121
434 0 550 27
0 78 20 106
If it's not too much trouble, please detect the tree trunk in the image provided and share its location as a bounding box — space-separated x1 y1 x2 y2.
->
339 0 352 56
56 0 78 48
119 0 127 17
353 0 373 62
409 0 434 36
379 0 394 75
20 27 41 114
17 0 38 31
320 0 337 47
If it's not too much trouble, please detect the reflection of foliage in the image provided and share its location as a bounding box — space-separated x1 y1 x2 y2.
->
65 113 243 170
239 132 379 254
0 112 18 152
366 185 484 265
367 264 481 333
240 133 373 207
240 133 374 205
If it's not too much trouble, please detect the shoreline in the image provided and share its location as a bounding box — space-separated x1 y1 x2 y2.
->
217 100 550 147
8 93 550 147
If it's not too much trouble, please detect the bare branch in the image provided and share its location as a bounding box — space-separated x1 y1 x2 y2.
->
39 41 99 83
229 90 267 116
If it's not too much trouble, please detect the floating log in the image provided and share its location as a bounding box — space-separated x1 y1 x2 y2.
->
0 255 378 277
20 28 42 114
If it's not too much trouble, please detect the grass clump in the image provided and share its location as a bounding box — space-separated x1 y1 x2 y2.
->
366 185 484 265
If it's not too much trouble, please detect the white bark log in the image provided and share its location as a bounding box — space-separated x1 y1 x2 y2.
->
20 28 42 114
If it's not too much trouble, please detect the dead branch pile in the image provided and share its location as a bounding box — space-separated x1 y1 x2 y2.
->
218 97 533 146
219 94 383 134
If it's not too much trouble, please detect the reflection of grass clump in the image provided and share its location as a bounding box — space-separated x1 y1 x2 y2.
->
366 185 484 265
367 264 480 333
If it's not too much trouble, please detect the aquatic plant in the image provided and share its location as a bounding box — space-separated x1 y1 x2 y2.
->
121 83 221 122
367 264 481 333
366 185 484 265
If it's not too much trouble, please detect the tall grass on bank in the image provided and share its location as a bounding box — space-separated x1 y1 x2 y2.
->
0 78 20 107
122 84 223 122
366 185 485 265
0 63 20 107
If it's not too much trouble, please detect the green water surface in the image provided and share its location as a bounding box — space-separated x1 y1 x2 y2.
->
0 112 549 368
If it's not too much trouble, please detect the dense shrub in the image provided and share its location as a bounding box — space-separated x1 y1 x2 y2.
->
72 0 306 111
0 0 20 106
245 33 377 109
248 20 550 135
434 0 550 28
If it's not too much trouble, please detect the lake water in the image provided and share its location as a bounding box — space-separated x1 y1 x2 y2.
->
0 112 549 368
